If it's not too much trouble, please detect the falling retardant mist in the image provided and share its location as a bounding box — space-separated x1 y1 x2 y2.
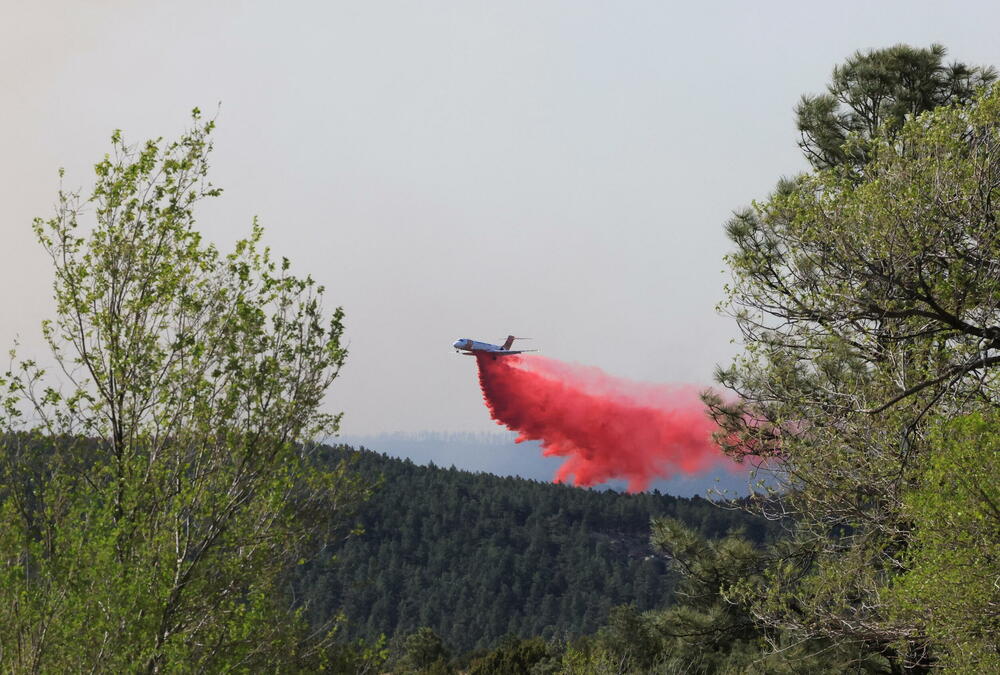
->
474 353 738 492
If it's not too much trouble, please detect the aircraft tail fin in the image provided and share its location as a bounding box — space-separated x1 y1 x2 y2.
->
501 335 531 350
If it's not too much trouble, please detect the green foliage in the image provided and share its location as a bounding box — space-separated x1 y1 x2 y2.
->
649 518 764 659
467 635 557 674
0 113 371 670
796 43 995 170
299 447 777 656
551 520 888 674
395 627 451 673
889 412 1000 672
586 605 663 672
321 633 389 675
713 48 1000 669
651 519 890 673
559 639 630 675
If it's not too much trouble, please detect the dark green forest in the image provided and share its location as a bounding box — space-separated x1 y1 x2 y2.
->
296 446 776 654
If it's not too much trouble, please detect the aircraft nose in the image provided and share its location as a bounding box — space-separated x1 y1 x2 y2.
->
452 340 463 349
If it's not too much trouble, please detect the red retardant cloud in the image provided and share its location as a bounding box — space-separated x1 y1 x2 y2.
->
475 353 737 492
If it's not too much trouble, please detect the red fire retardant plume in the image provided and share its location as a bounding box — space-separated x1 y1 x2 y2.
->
475 353 737 492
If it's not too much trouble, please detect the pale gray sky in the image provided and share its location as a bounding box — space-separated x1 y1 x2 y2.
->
3 1 999 435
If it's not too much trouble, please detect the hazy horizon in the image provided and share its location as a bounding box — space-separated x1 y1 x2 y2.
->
337 429 751 498
5 1 1000 440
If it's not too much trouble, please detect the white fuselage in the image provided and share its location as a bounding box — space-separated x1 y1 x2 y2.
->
452 339 503 353
451 338 527 356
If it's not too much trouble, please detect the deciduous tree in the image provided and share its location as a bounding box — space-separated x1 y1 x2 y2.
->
711 66 1000 669
0 112 369 671
889 412 1000 672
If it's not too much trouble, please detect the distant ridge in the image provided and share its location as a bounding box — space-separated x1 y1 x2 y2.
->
297 445 778 654
336 431 750 498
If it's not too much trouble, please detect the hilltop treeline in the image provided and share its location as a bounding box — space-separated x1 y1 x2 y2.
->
296 446 775 654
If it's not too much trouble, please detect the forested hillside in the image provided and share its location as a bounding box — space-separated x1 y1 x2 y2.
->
297 446 776 654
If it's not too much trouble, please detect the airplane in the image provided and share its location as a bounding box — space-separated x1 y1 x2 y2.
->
452 335 536 357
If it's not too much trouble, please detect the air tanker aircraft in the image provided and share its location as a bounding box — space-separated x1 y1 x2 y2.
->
452 335 536 357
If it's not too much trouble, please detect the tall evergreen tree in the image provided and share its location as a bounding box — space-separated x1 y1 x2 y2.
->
711 50 1000 669
796 44 995 170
